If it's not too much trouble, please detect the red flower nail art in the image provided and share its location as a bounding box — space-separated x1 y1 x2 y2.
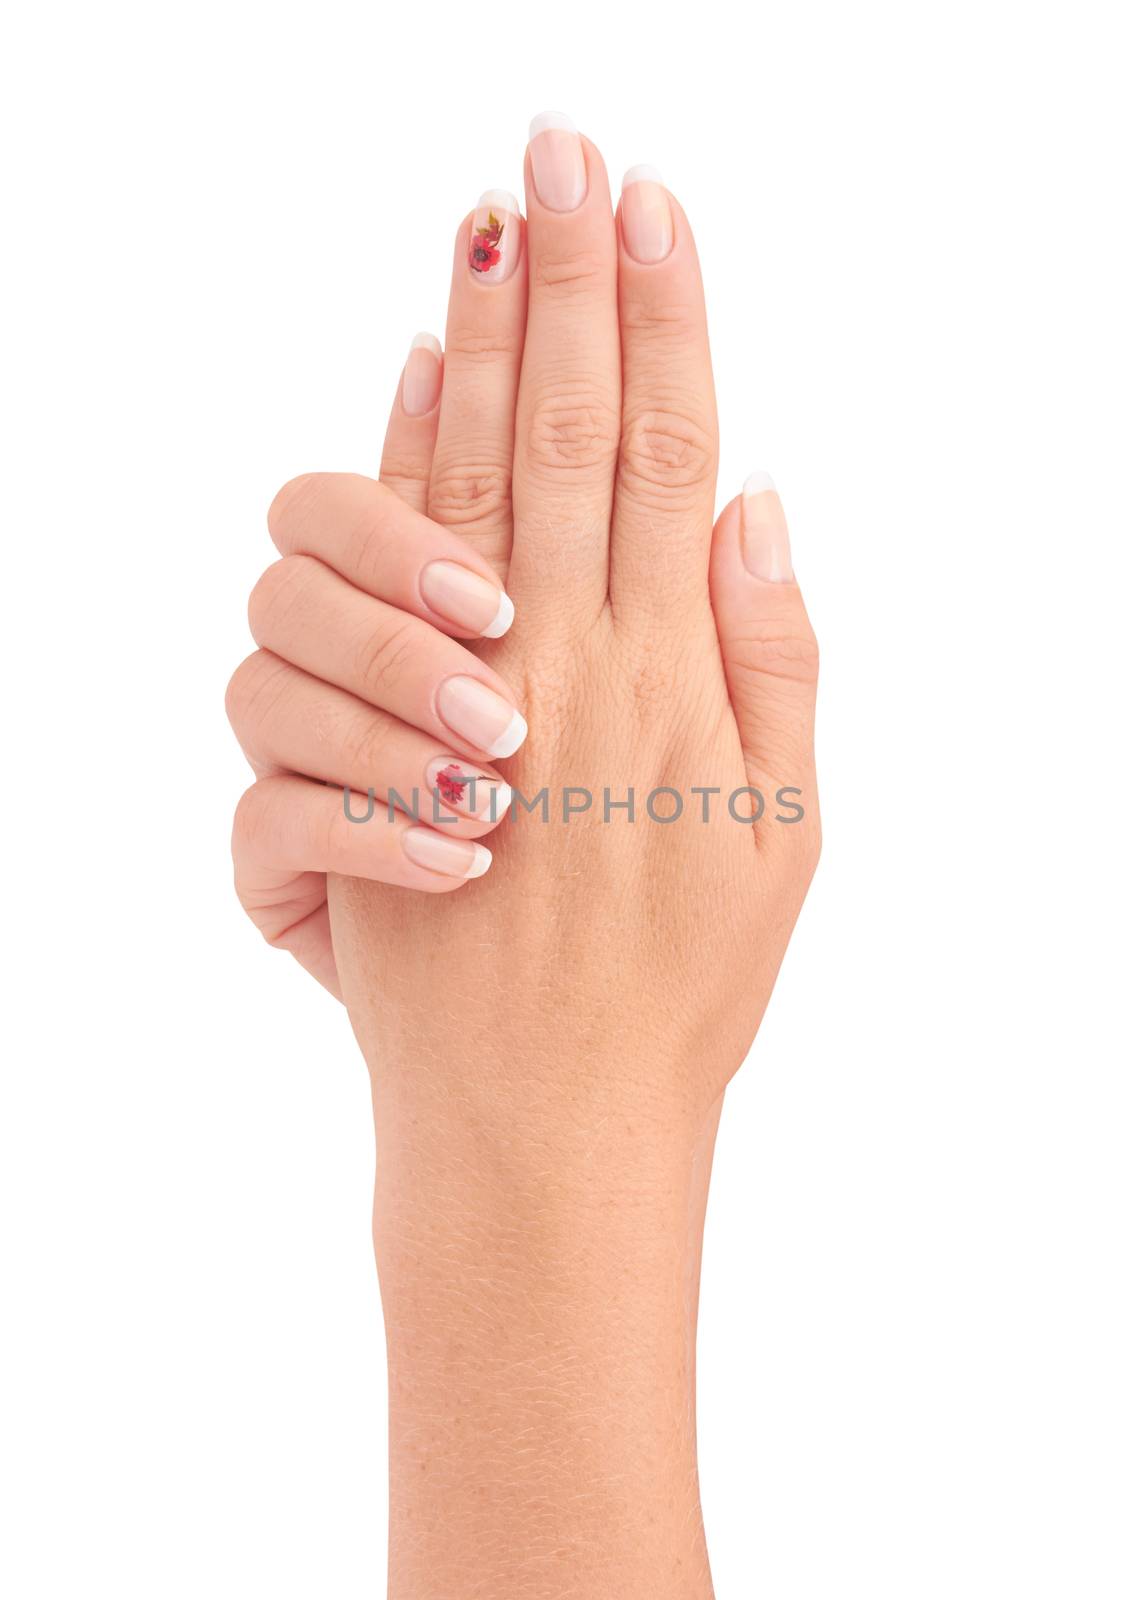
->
436 763 470 806
469 211 504 273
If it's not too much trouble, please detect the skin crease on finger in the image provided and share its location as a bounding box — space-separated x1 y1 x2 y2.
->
233 114 819 1600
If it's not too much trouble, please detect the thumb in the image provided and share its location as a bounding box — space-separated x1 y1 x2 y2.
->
709 473 820 826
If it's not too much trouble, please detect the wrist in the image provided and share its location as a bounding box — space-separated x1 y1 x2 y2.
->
371 1082 720 1599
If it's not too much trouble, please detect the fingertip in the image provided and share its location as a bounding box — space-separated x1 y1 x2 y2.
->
477 188 521 217
464 842 494 879
401 333 444 417
618 166 674 263
740 471 794 584
486 709 527 760
481 588 515 639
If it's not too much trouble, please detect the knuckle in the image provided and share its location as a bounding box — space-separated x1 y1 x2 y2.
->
619 405 717 497
524 384 620 475
225 650 292 737
353 615 421 701
247 554 320 644
266 472 327 549
442 324 521 362
335 704 389 779
232 778 275 855
531 244 609 298
620 293 699 341
380 453 430 490
729 626 820 687
429 461 513 533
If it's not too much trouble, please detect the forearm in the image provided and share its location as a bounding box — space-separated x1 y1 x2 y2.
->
372 1073 722 1600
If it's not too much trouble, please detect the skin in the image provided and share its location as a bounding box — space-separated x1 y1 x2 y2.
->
228 124 819 1598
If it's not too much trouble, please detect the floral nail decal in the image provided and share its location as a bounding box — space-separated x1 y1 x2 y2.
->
469 211 504 273
466 192 519 283
435 763 470 806
427 761 511 822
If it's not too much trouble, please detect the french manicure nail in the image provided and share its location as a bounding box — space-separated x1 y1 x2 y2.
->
620 165 674 264
425 758 513 821
469 189 521 282
741 472 794 583
401 332 443 417
528 111 587 213
421 561 514 638
437 676 528 758
402 824 492 879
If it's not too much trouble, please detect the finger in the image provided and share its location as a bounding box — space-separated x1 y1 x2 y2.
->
232 779 494 979
428 193 527 579
269 472 514 641
709 475 820 838
609 169 719 626
225 651 514 835
379 333 443 512
248 556 528 761
510 115 621 615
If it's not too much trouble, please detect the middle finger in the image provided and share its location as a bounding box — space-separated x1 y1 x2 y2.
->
510 115 621 621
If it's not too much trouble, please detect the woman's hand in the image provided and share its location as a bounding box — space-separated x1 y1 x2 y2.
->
340 120 819 1596
230 114 821 1598
334 122 820 1118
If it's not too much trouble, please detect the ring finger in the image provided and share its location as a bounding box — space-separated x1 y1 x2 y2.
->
428 190 527 579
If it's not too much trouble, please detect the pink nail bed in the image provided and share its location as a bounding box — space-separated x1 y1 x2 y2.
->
528 111 587 213
620 166 674 264
421 561 514 638
402 824 492 880
401 332 442 417
437 676 528 759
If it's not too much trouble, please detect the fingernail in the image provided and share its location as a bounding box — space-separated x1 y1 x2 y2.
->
741 472 794 583
437 676 528 758
425 758 513 822
469 190 521 282
528 111 586 213
620 165 674 264
421 561 514 638
402 824 492 880
401 332 443 417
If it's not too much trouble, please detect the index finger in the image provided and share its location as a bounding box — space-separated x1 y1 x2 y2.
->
267 472 515 641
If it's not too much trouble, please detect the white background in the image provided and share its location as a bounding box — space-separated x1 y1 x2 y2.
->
2 1 1136 1594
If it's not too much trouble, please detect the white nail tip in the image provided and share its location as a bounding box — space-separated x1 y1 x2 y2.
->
621 164 664 190
465 843 493 879
478 780 514 821
529 110 577 139
477 188 521 216
481 589 515 639
487 710 528 759
743 470 778 498
409 331 442 357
